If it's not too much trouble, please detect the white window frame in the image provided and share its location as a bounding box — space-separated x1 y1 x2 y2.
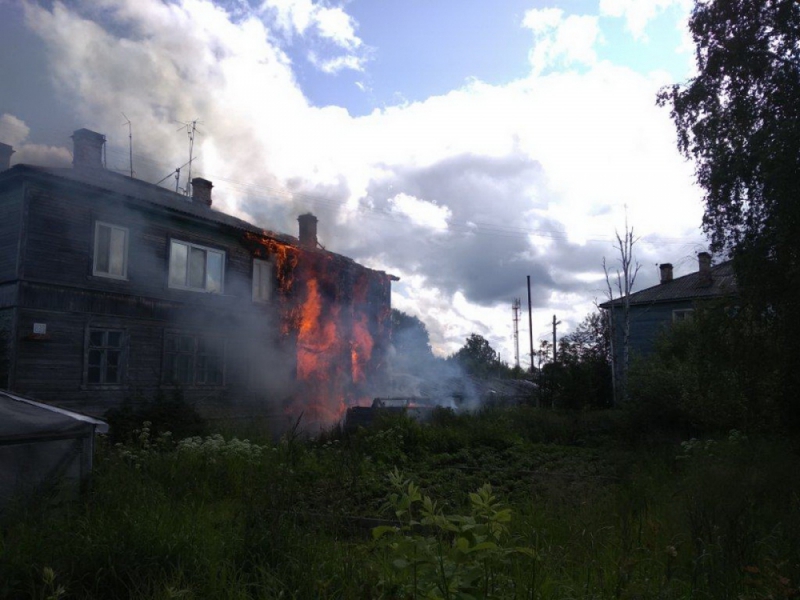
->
252 258 272 303
168 239 225 294
93 221 129 280
672 308 694 323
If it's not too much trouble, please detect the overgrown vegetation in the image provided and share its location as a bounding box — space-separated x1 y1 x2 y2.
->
627 301 782 435
2 405 798 599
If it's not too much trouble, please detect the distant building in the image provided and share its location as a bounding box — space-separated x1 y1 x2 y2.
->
0 129 395 428
600 252 737 378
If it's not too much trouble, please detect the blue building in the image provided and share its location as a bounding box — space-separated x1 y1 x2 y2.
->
600 252 737 396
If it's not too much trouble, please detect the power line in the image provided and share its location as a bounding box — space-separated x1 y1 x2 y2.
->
99 145 704 247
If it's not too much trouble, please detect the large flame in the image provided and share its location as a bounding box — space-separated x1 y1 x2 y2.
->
243 232 391 429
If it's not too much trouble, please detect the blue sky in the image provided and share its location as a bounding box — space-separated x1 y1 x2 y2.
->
0 0 704 362
270 0 691 115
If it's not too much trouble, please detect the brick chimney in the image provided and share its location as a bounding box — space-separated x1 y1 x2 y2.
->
660 263 673 284
698 251 712 284
0 143 13 171
71 128 105 169
298 213 318 248
191 178 213 207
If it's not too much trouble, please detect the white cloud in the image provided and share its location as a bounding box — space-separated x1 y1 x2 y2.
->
599 0 692 40
308 51 366 74
523 8 601 74
0 113 71 167
389 193 451 232
260 0 365 72
314 6 361 50
18 0 704 361
0 113 30 147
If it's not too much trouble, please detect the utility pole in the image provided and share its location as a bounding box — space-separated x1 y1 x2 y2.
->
512 298 521 369
552 314 561 363
527 276 534 373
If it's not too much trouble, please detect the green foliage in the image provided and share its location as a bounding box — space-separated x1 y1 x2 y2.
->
536 312 613 410
448 334 512 378
2 408 799 599
628 302 781 434
373 469 531 599
392 309 435 362
657 0 800 427
105 389 207 444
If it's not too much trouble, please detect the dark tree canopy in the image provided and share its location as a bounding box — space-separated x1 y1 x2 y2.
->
391 309 433 359
657 0 800 287
558 311 611 365
449 333 508 378
657 0 800 425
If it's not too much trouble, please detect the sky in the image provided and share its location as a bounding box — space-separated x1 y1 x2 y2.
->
0 0 709 366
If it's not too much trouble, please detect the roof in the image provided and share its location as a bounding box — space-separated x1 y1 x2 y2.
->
5 164 297 243
1 164 396 279
599 260 737 308
0 391 108 440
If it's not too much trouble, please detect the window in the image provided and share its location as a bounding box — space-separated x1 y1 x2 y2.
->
673 309 694 323
163 333 224 385
87 329 124 384
93 222 128 279
252 258 272 303
168 240 224 293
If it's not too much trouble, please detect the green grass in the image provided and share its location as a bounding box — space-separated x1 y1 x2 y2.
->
2 409 799 599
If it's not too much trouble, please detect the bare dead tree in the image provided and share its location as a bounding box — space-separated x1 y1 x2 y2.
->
603 221 640 404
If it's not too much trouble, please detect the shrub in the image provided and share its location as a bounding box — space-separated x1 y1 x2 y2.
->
627 302 781 435
105 389 206 444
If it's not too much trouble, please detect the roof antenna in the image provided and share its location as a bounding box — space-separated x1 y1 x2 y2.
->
177 118 201 196
122 113 134 178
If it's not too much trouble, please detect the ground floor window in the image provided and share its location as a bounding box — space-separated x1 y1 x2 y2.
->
163 333 224 386
87 329 124 384
672 308 694 323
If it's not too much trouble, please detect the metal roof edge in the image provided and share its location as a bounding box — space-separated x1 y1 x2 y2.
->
0 391 109 434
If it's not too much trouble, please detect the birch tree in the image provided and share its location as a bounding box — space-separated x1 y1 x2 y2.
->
603 223 640 404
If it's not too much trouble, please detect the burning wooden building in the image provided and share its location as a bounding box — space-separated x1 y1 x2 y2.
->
0 130 394 429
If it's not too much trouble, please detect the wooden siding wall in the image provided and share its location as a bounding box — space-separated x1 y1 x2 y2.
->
22 185 258 303
11 181 291 416
610 300 695 366
0 308 12 389
3 176 390 422
0 188 22 283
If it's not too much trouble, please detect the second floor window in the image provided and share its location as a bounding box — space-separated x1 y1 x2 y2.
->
252 258 272 303
93 222 128 279
168 240 225 293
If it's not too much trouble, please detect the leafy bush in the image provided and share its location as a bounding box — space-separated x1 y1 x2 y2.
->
105 389 206 444
373 469 535 599
627 302 781 434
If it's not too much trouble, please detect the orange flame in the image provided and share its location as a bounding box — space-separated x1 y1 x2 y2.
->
243 231 391 429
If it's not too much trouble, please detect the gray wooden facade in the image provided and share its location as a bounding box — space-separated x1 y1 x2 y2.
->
0 131 393 420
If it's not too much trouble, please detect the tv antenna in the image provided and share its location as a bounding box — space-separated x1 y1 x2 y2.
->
176 119 201 196
155 155 198 195
121 113 134 178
